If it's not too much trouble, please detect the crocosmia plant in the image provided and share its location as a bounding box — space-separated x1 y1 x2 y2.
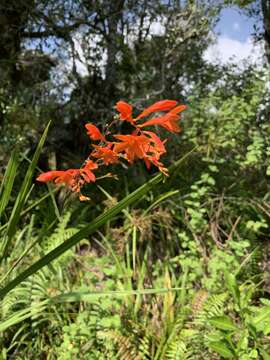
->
36 100 187 200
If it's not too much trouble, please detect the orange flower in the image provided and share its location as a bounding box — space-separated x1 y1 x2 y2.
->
37 169 80 189
139 104 187 133
140 131 168 174
36 170 66 183
80 160 98 183
92 145 119 165
116 100 184 128
85 123 105 141
168 104 187 115
113 130 167 174
148 157 169 176
116 101 134 124
142 130 166 158
135 100 177 120
113 134 150 163
37 161 98 193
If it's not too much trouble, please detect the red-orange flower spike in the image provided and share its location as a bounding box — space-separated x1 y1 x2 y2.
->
135 100 177 120
37 99 186 200
116 101 134 124
85 123 106 141
92 145 119 165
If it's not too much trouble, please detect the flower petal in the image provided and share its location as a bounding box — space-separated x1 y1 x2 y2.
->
139 113 181 133
79 194 91 201
84 159 98 170
36 171 66 183
92 145 119 165
85 123 105 141
80 167 96 183
169 104 187 115
116 101 133 122
136 100 177 120
143 131 166 154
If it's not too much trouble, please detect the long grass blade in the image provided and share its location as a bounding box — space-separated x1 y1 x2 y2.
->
0 300 49 332
143 189 180 215
0 219 57 284
0 122 50 260
0 189 58 233
0 288 183 333
0 150 19 220
53 288 183 302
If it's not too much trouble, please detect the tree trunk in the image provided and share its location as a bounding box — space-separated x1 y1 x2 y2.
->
0 0 34 87
261 0 270 64
104 0 125 105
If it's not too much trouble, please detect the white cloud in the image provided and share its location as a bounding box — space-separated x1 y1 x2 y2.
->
149 18 166 36
204 36 264 65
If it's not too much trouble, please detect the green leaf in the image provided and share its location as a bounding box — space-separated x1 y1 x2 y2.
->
263 322 270 335
259 348 270 360
0 150 19 219
224 270 240 307
208 341 235 359
249 349 258 358
209 316 238 331
252 306 270 327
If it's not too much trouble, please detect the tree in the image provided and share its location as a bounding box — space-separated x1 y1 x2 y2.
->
0 0 220 165
225 0 270 64
261 0 270 63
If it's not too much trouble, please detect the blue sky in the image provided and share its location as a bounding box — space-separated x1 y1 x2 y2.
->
204 6 263 64
215 7 257 42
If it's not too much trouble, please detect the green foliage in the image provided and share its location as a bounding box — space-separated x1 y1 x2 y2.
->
185 67 270 181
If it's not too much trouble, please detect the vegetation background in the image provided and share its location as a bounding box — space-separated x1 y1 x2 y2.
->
0 0 270 359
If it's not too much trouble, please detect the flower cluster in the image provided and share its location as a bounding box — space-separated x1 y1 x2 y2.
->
37 100 187 200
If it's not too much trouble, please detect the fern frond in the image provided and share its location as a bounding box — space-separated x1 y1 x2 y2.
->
102 330 141 360
166 339 190 360
193 292 227 326
138 334 151 359
192 290 209 317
